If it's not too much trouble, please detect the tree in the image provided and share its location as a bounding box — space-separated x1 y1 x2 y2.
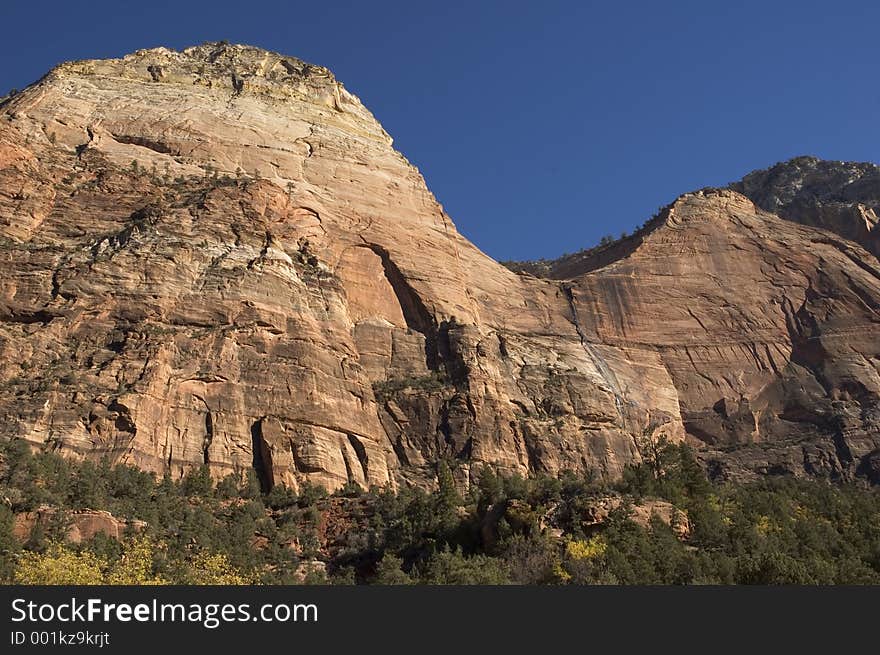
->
0 505 19 583
70 460 109 508
372 554 412 585
105 537 167 585
503 535 561 584
435 461 462 536
265 484 298 509
15 542 105 585
184 551 251 585
417 547 510 584
737 550 812 585
475 466 504 512
675 443 712 498
437 461 460 508
181 465 214 497
642 431 672 481
215 473 240 500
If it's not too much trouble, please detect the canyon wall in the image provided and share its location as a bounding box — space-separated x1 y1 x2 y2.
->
1 44 878 489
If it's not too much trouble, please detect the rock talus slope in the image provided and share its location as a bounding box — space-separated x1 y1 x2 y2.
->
0 43 878 489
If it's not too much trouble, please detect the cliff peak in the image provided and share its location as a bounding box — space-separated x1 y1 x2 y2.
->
730 155 880 256
4 42 392 189
50 41 337 88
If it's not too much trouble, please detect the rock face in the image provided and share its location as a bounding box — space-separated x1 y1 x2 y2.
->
571 189 880 480
0 43 878 490
731 155 880 258
12 507 144 544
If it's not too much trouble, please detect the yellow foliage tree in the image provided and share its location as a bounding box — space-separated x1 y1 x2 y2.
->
15 538 250 585
106 537 168 585
552 562 572 583
15 543 106 585
186 552 251 585
565 535 608 561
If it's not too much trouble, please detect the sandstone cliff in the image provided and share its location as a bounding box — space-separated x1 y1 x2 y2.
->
1 43 878 490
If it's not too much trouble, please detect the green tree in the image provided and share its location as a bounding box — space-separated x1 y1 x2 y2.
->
0 504 19 582
373 554 412 584
417 547 510 585
181 465 213 497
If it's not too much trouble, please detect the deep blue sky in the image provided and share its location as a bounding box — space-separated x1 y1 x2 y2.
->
2 1 878 261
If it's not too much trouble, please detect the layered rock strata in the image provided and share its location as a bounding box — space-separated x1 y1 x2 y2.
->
1 44 878 489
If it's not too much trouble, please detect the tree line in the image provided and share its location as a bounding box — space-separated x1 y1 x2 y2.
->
1 438 878 584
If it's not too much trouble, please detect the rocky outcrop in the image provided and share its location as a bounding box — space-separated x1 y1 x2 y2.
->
566 495 691 539
730 155 880 258
0 43 878 490
12 507 145 543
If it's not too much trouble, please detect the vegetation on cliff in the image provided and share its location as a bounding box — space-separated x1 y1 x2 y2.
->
1 439 878 585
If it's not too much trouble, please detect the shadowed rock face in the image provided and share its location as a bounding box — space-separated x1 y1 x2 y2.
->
0 43 878 490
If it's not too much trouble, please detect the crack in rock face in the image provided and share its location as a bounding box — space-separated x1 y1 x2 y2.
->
1 44 879 490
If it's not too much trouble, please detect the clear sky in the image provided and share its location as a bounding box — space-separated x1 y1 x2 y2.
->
2 1 878 261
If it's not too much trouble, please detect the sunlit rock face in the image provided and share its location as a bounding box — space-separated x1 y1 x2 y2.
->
1 43 878 490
